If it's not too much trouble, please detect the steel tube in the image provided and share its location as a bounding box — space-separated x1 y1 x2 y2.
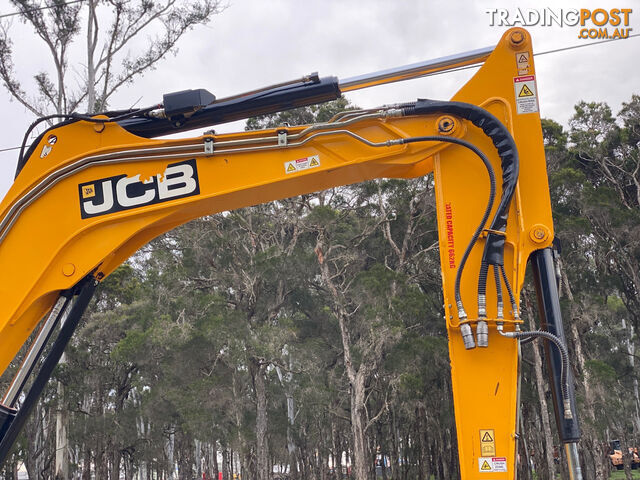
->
2 296 70 407
338 46 493 92
564 442 584 480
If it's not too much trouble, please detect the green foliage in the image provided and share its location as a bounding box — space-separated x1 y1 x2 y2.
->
585 359 617 384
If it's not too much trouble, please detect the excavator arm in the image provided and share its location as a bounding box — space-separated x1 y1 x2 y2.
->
0 28 581 479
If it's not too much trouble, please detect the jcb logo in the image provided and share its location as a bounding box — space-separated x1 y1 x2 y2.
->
79 159 200 219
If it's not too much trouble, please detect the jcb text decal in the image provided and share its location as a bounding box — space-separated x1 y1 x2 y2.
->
78 159 200 219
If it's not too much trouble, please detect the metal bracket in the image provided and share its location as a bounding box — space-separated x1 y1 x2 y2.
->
204 138 214 154
278 131 288 147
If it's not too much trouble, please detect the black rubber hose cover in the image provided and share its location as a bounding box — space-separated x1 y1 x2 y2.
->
404 99 519 266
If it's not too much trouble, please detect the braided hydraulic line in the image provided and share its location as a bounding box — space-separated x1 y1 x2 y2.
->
401 137 496 308
403 100 518 349
498 327 573 419
494 266 504 319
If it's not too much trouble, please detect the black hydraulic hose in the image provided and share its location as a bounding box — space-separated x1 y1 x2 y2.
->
500 264 518 315
477 261 489 316
494 265 503 314
16 105 160 178
519 335 536 346
502 329 572 418
400 136 496 317
403 100 519 268
17 114 78 176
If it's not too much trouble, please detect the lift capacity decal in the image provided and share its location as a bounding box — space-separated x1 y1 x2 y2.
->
284 155 321 174
513 75 538 114
479 457 507 472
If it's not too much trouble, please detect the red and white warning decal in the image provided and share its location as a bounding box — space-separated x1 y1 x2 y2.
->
513 75 538 114
284 155 320 174
479 457 507 472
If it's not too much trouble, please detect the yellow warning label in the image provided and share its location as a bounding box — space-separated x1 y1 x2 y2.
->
515 51 530 74
480 429 496 457
286 164 296 172
82 185 95 198
481 460 491 471
309 157 319 167
518 84 534 97
481 445 495 456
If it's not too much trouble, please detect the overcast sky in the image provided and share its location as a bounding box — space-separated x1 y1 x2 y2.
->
0 0 638 199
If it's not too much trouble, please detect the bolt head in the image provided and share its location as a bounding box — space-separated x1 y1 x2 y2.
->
529 224 550 244
437 115 456 135
510 31 525 45
62 263 75 277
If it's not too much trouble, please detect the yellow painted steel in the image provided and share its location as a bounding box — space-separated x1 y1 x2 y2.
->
0 28 552 479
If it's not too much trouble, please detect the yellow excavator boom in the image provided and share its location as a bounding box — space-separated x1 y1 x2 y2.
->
0 28 581 479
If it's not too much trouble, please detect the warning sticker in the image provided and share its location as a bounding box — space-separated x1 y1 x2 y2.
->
518 84 535 97
513 75 538 114
284 155 321 174
515 51 530 75
493 457 507 471
480 429 496 457
479 457 507 473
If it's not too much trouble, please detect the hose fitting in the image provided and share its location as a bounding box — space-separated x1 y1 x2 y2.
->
460 323 476 350
477 294 487 318
457 300 467 321
476 320 489 347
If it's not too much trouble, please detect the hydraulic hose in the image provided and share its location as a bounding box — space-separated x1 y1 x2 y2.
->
494 266 504 318
400 136 496 323
499 328 573 419
403 100 519 268
16 105 161 177
477 262 489 316
500 264 518 318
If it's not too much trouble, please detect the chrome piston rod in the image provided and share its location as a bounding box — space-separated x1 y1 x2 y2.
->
565 442 583 480
1 295 70 407
338 45 493 92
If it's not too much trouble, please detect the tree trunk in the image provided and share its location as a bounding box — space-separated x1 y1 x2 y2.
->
316 238 370 480
523 291 556 480
222 449 230 480
560 262 607 479
252 357 270 480
622 319 640 435
110 443 121 480
212 443 220 480
54 353 69 480
416 405 429 480
85 0 97 112
167 429 176 480
518 414 533 480
195 439 202 479
82 446 92 480
276 365 298 479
